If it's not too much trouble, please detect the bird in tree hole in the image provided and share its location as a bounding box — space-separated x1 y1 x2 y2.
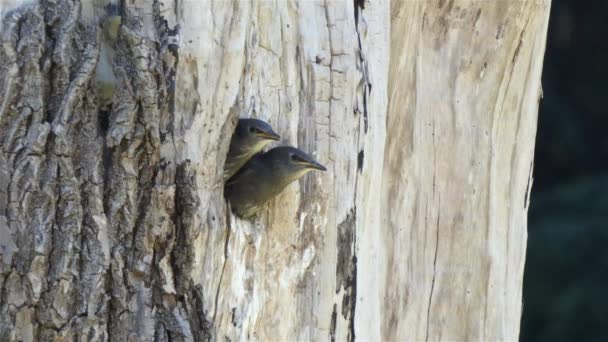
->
224 146 326 219
223 118 280 181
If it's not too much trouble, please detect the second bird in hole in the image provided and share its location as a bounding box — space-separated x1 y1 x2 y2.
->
224 118 280 181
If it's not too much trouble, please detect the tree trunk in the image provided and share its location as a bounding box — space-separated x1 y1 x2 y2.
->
0 0 550 341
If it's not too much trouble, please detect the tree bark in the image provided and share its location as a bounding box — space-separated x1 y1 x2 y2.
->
0 0 550 341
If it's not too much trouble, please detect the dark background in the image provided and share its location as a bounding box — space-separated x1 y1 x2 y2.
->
521 0 608 341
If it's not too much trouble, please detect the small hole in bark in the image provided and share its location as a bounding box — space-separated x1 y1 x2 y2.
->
354 0 365 24
98 109 110 133
315 56 322 64
104 2 121 16
357 150 364 172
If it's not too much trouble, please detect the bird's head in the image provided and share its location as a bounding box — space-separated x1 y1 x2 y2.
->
235 118 280 148
266 146 327 182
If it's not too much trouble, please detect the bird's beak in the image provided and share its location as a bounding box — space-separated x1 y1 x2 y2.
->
303 159 327 171
256 130 280 141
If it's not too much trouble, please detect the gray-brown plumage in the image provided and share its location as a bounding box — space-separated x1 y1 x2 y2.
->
224 146 326 218
224 118 280 181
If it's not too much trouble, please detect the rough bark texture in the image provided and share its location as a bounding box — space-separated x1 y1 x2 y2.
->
0 0 550 341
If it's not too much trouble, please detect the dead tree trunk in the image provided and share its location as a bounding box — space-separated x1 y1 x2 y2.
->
0 0 550 341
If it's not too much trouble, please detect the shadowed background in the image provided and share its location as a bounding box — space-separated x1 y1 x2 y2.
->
521 0 608 340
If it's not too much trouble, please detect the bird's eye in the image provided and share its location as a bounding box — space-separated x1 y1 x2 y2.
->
291 154 304 163
249 126 256 133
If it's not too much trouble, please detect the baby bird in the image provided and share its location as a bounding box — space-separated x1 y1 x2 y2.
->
224 118 280 181
224 146 326 218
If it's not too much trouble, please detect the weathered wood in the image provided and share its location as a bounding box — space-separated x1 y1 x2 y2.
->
0 0 550 341
383 2 550 341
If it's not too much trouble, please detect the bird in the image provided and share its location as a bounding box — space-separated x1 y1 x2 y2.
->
224 118 281 181
224 146 327 218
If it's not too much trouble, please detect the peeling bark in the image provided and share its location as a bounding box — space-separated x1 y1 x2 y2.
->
0 0 550 341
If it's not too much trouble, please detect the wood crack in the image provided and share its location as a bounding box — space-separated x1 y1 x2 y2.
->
213 207 232 324
425 195 440 342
